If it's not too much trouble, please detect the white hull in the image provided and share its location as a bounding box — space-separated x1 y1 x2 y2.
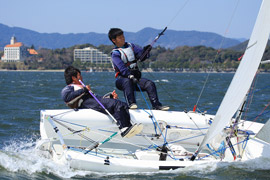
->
40 109 263 150
38 108 267 172
60 149 210 172
38 139 213 172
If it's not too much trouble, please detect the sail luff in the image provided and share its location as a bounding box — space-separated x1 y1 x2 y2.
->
196 0 270 154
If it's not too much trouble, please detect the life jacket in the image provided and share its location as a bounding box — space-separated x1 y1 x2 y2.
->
66 84 85 109
111 43 138 78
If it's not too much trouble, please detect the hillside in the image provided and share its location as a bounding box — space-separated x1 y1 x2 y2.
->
228 40 270 52
0 23 242 50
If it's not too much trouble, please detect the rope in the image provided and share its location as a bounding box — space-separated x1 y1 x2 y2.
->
169 125 208 131
48 113 222 159
198 135 250 160
136 83 167 142
169 133 205 144
246 101 270 130
50 109 76 118
184 111 206 135
48 112 153 151
52 117 98 145
140 108 158 134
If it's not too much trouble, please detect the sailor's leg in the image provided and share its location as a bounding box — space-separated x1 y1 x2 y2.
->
115 78 136 106
82 97 142 137
100 98 132 129
137 78 162 108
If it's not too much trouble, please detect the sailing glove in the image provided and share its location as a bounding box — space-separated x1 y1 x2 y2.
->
83 87 89 93
83 86 95 96
130 69 141 80
140 45 152 62
128 75 138 84
143 44 152 52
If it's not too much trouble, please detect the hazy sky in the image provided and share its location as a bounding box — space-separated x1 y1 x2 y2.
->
0 0 262 39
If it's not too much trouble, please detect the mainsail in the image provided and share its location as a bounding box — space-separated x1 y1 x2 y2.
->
195 0 270 156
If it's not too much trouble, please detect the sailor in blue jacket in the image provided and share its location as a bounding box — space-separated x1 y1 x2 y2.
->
61 66 142 138
108 28 169 110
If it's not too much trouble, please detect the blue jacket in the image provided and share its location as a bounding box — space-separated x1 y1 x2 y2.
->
61 85 86 103
111 42 148 77
61 85 100 108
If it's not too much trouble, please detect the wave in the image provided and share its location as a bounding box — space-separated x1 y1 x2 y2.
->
0 137 85 178
1 137 270 179
154 79 169 83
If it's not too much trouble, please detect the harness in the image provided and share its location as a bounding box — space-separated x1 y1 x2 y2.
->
66 84 85 109
111 43 139 78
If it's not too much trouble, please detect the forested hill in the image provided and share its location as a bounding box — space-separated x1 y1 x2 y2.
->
0 23 242 50
1 43 270 72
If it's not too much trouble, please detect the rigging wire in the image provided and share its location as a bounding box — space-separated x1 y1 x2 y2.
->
52 117 98 145
227 72 259 142
140 0 190 106
242 72 259 121
50 109 77 118
237 65 270 128
137 84 167 141
47 109 211 157
184 111 206 135
246 101 270 130
165 0 189 28
48 113 151 150
194 0 241 111
198 136 250 160
46 110 222 159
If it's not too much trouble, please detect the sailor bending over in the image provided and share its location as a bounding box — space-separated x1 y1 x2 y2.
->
61 66 142 138
108 28 169 111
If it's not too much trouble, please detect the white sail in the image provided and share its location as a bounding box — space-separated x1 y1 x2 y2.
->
197 0 270 153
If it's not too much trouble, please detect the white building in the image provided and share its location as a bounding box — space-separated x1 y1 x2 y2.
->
74 47 111 64
1 36 29 62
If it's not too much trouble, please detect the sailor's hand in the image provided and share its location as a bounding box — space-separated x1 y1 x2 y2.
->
128 75 138 84
143 44 152 52
86 85 91 91
83 85 91 94
111 90 118 99
140 44 152 62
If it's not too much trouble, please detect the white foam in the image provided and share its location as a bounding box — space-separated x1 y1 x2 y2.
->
161 79 169 82
1 138 270 178
154 79 169 83
0 138 94 178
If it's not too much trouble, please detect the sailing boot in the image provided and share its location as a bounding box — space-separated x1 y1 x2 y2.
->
124 123 143 138
121 123 143 138
153 106 170 111
129 103 138 109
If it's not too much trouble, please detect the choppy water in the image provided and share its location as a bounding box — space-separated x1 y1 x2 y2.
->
0 71 270 179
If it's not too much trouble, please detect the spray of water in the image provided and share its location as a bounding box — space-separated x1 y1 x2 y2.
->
0 136 270 179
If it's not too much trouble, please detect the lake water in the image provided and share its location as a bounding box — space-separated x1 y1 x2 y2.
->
0 71 270 179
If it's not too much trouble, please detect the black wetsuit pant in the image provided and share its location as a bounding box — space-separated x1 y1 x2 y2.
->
115 77 162 108
81 97 132 129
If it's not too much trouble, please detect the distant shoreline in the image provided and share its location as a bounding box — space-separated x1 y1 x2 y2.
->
0 69 232 73
0 69 65 72
0 69 269 74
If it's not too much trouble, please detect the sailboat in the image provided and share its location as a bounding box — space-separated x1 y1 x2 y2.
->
87 67 93 73
38 0 270 172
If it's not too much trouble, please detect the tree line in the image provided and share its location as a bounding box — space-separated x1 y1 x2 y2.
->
1 43 270 72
